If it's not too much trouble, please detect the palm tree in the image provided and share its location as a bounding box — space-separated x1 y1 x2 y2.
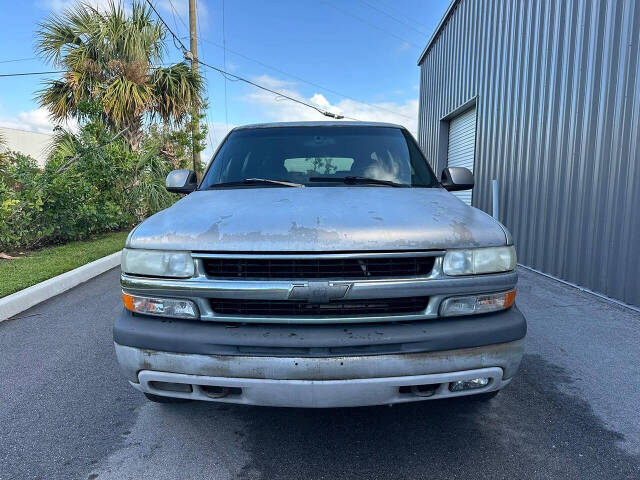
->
36 0 202 150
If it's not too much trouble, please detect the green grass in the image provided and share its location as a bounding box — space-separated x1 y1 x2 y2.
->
0 231 128 298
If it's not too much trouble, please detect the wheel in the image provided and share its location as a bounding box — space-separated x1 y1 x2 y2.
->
143 392 192 403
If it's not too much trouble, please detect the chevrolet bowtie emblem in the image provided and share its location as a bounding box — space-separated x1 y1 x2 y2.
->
288 281 351 303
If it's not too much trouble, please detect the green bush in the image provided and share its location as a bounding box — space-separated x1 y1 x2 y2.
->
0 121 186 251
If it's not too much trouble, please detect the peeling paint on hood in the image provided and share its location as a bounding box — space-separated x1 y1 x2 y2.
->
127 187 508 251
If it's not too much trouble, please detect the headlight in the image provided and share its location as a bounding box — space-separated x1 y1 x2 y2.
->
121 248 194 278
443 246 516 275
122 293 199 319
440 289 516 317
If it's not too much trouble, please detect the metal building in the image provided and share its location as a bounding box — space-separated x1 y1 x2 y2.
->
417 0 640 307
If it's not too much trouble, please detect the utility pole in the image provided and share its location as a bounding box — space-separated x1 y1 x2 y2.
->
189 0 200 175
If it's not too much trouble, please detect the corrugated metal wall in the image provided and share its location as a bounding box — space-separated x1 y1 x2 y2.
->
418 0 640 306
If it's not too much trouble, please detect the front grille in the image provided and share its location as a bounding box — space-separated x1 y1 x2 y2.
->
202 256 436 279
210 297 429 316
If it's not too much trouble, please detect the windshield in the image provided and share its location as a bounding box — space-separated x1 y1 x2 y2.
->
199 126 438 189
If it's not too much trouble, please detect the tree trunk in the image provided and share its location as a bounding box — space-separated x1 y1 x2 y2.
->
123 117 144 151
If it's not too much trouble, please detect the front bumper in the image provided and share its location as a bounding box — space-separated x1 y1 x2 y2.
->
113 307 526 407
130 364 511 407
116 343 522 407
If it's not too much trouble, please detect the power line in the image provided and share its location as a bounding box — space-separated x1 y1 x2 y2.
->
370 0 433 32
0 71 63 77
164 8 418 123
197 37 414 120
204 109 218 157
357 0 428 36
321 1 421 49
196 57 354 120
145 0 190 51
221 0 229 130
144 0 352 120
0 57 39 64
193 2 224 156
165 0 217 161
194 8 218 157
166 1 181 31
167 0 188 30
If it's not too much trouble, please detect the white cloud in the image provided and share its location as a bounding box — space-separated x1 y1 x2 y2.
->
200 120 233 161
251 74 296 90
0 107 77 134
224 60 239 72
243 75 419 136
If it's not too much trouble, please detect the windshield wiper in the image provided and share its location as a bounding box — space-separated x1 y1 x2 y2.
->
308 176 408 188
205 178 304 189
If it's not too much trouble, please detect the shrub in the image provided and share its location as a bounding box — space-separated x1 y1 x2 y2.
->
0 121 186 251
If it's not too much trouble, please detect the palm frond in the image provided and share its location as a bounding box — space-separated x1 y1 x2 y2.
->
35 0 97 66
103 76 154 125
48 128 81 161
129 145 175 214
151 63 203 124
37 78 79 121
35 0 204 149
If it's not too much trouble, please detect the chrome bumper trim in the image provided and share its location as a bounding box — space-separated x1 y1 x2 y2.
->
120 272 518 301
121 268 517 323
133 367 509 407
190 250 445 260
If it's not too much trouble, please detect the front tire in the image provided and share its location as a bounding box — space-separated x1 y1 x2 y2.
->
143 392 192 403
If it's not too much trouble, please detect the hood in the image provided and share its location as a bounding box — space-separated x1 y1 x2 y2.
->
127 187 508 252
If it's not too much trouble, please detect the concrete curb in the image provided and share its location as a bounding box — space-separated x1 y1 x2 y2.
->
0 251 122 322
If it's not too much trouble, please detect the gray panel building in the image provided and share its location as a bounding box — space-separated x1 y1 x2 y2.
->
417 0 640 307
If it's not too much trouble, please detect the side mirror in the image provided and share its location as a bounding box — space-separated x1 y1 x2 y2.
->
441 167 474 192
166 169 197 194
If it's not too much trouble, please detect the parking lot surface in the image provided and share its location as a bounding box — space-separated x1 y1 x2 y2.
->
1 267 639 480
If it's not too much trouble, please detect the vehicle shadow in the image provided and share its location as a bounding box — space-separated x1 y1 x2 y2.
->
213 354 639 480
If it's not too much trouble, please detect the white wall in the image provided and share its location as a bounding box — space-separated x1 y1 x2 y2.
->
0 126 54 168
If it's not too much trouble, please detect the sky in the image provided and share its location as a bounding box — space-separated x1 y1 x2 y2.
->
0 0 450 158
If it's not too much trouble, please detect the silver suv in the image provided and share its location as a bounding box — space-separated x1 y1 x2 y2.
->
114 122 526 407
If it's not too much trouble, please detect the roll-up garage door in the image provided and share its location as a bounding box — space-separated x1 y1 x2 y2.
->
447 108 476 205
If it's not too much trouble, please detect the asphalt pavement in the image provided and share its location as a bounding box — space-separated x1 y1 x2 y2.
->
1 267 639 480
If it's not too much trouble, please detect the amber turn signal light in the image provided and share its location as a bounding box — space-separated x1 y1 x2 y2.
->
121 292 199 319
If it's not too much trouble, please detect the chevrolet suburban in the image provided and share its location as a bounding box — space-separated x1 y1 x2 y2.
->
113 121 526 407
